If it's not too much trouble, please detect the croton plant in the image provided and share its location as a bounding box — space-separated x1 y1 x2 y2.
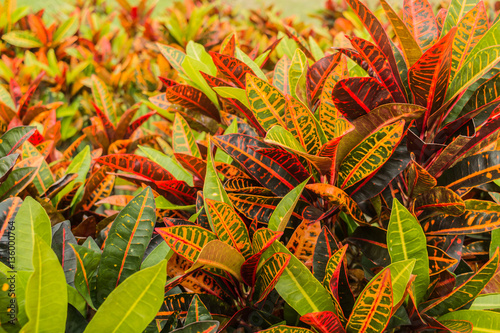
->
1 0 500 332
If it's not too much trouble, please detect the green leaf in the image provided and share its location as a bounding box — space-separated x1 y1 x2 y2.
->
185 41 217 76
91 75 117 124
203 137 233 231
157 43 186 75
438 310 500 332
139 145 194 186
172 113 201 158
387 199 429 305
235 47 267 81
470 293 500 310
83 260 167 333
0 84 15 111
491 228 500 258
214 119 237 165
14 197 51 272
213 87 250 108
2 30 43 48
141 240 173 270
182 56 220 108
70 243 100 310
95 187 156 307
268 178 310 233
446 19 500 101
21 235 67 333
261 241 338 316
184 295 212 325
57 145 91 201
288 49 308 103
265 125 306 153
53 15 79 43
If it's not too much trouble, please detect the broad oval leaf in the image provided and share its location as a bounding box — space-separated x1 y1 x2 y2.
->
84 260 167 333
95 187 156 306
338 120 404 189
157 225 217 262
22 236 67 333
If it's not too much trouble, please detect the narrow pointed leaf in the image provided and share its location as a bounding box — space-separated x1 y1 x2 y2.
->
387 199 429 305
423 250 499 317
403 0 439 52
253 252 291 303
346 269 393 333
332 77 394 121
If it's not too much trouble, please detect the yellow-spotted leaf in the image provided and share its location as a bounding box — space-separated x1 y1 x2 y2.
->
288 49 308 104
91 75 117 125
380 0 421 66
446 19 500 102
205 199 253 259
156 225 217 262
253 252 291 303
337 120 404 189
285 96 326 154
422 200 500 235
346 269 393 333
322 245 348 295
173 113 201 158
246 75 287 131
286 220 321 269
387 199 429 305
306 183 366 224
260 241 339 316
427 245 458 276
187 240 245 282
449 2 489 81
441 0 480 38
423 249 499 317
258 326 314 333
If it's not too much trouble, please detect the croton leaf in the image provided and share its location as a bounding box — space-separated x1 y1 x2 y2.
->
346 269 393 333
380 0 422 66
253 252 291 303
403 0 439 52
210 52 253 89
449 1 489 81
213 134 305 197
300 311 345 333
205 199 253 259
437 151 500 192
188 240 245 282
246 75 287 131
157 225 217 262
422 249 499 317
166 85 220 121
422 200 500 235
408 27 456 118
345 0 405 94
337 120 404 189
413 186 465 216
307 52 342 104
332 77 395 121
96 154 175 182
387 199 429 305
95 187 156 307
